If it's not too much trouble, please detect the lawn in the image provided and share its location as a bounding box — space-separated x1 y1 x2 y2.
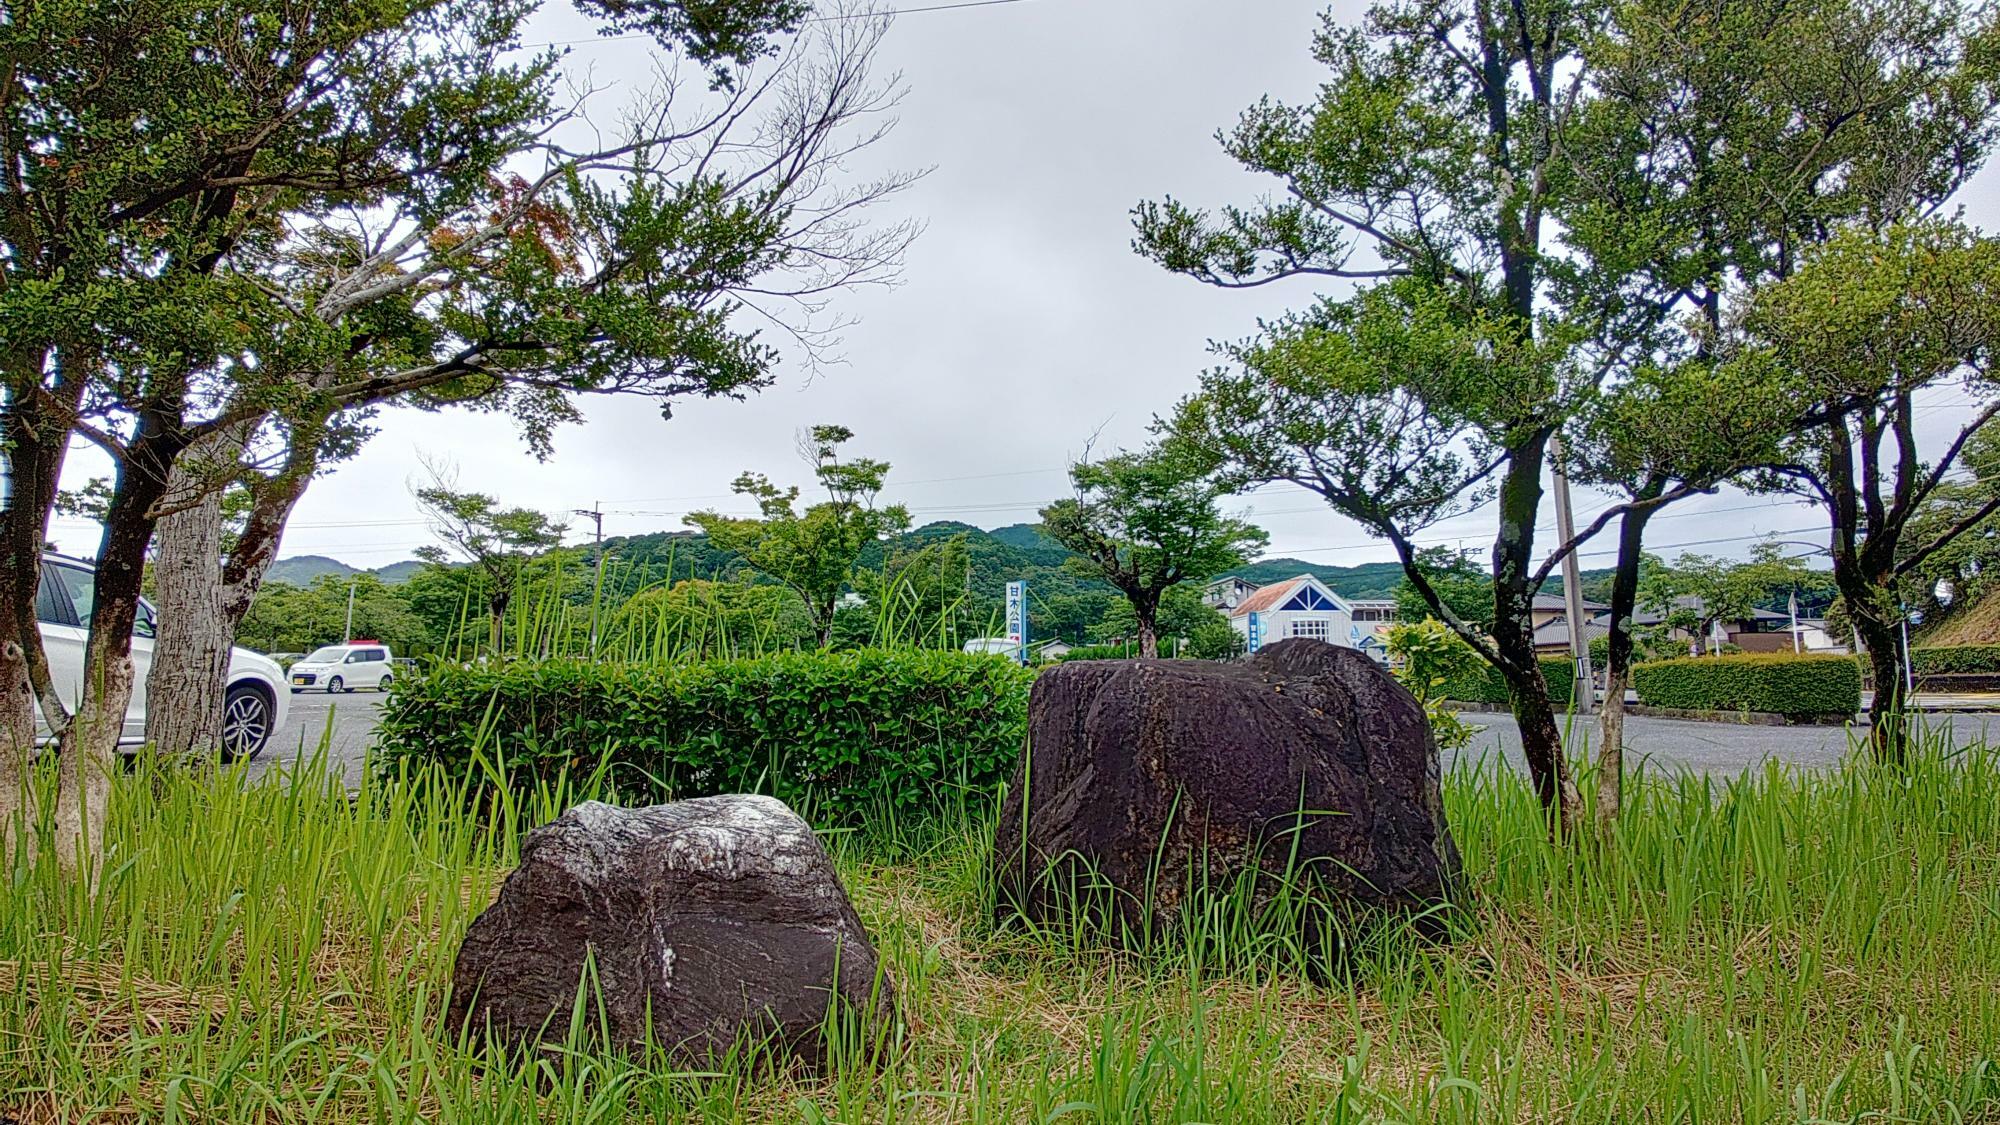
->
3 737 1998 1123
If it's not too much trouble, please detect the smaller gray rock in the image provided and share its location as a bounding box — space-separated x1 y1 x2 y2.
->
448 794 893 1064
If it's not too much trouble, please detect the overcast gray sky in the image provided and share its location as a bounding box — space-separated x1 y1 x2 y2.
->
44 0 1999 572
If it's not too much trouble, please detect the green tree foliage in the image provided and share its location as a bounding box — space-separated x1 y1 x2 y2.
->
1741 222 2000 758
1637 542 1835 645
1385 619 1481 751
413 472 568 652
1142 0 1999 835
1903 428 2000 629
1137 0 1611 831
1093 584 1243 659
1553 0 1997 812
1040 445 1268 659
687 426 912 646
0 0 912 866
1391 547 1493 634
235 575 434 658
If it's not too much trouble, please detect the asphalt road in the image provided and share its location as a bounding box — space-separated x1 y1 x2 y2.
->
1451 710 1999 775
245 688 386 789
245 688 2000 791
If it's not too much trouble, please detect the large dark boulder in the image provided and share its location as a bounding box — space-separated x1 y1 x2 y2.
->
448 794 893 1064
992 639 1460 947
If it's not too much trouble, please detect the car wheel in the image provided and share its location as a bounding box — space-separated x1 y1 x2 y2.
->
327 675 345 694
220 684 274 762
378 673 393 692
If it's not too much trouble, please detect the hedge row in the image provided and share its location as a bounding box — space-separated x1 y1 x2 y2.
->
1911 644 2000 677
1439 656 1576 708
1057 643 1137 662
1631 653 1860 718
372 650 1036 814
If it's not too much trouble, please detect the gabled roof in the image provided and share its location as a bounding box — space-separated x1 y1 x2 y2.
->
1532 593 1609 612
1606 595 1794 627
1228 574 1350 618
1532 616 1610 647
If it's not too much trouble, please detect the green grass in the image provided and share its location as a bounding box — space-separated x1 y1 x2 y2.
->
4 733 1999 1122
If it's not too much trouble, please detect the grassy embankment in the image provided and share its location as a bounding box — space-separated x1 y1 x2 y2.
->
3 730 1998 1122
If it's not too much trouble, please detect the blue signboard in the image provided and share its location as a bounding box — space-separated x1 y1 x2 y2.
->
1246 611 1263 654
1005 580 1029 665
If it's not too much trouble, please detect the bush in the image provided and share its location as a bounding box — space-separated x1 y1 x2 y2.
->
1438 655 1576 708
1631 653 1860 718
373 649 1035 814
1912 644 2000 676
1057 642 1138 662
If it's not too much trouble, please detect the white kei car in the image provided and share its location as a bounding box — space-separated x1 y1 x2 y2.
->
286 643 396 694
36 553 290 760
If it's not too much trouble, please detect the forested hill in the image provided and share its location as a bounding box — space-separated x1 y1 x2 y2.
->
274 520 1605 606
259 519 1617 650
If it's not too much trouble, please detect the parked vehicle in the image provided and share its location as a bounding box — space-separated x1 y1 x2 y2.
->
35 553 289 760
287 642 396 694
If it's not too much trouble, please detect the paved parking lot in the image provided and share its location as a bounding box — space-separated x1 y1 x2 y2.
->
245 689 385 789
244 688 2000 792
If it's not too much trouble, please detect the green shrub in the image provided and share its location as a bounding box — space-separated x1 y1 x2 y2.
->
1057 642 1140 662
1631 653 1860 718
1912 644 2000 676
1438 655 1576 708
373 649 1035 813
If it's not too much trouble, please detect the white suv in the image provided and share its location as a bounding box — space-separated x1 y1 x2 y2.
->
287 643 395 694
36 554 289 760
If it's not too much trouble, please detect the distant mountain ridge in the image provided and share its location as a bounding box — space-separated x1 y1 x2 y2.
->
267 521 1610 605
265 554 425 586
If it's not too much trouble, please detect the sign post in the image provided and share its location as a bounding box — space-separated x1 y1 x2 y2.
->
1005 580 1029 665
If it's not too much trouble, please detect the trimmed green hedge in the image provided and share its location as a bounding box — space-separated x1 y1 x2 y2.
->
373 650 1035 813
1057 642 1137 662
1912 644 2000 677
1631 653 1860 718
1440 656 1576 708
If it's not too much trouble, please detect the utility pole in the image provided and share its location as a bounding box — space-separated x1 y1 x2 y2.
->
573 502 605 656
1549 434 1595 714
343 575 357 642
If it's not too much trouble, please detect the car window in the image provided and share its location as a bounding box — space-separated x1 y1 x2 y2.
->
49 564 95 623
34 567 74 626
305 646 348 663
364 649 387 662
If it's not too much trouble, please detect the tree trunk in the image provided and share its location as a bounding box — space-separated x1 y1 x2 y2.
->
1493 626 1578 836
53 441 174 873
1136 596 1168 656
1849 594 1907 764
1491 441 1582 839
149 431 314 756
0 345 86 863
52 625 130 874
51 410 189 873
489 593 507 655
1596 504 1656 833
144 430 246 757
